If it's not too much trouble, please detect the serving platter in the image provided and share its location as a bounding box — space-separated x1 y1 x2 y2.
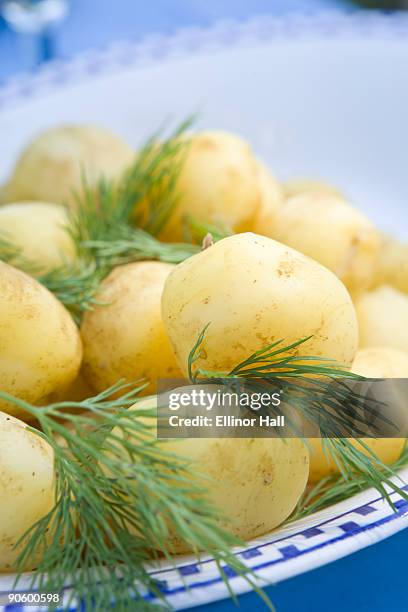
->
0 11 408 610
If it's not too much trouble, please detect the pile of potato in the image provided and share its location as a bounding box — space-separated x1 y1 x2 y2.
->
0 124 407 571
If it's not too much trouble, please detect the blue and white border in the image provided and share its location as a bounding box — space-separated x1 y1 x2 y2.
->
1 10 408 112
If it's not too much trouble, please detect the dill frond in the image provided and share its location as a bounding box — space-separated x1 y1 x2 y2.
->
1 385 269 611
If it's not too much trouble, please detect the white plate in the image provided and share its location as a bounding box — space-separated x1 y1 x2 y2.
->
1 12 408 610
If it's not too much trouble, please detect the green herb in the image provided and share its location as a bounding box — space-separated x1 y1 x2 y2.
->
182 215 232 244
292 441 408 521
188 329 408 509
0 120 231 320
2 385 270 611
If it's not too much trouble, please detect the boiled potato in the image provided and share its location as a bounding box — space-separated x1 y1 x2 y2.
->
0 201 75 272
374 235 408 294
283 178 343 199
3 125 134 208
118 391 309 549
47 373 95 403
81 261 182 395
309 347 408 482
246 161 283 235
0 412 54 571
0 262 82 418
270 193 380 293
162 233 358 376
160 131 261 241
355 285 408 352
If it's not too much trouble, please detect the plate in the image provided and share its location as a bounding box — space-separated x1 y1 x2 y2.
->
0 11 408 610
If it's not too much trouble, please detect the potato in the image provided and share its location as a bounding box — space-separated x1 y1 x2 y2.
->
47 373 95 403
81 261 182 395
0 412 54 571
160 131 260 241
245 161 283 235
374 235 408 294
355 285 408 353
3 125 134 208
270 192 381 293
283 178 343 199
0 201 75 272
119 391 309 548
162 233 358 376
352 346 408 377
309 347 408 482
0 262 82 418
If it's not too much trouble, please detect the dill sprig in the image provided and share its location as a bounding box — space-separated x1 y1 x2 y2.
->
182 215 232 244
0 120 231 319
188 329 408 509
291 441 408 521
1 384 269 611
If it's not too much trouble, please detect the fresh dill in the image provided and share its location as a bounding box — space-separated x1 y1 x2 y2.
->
1 384 270 611
188 329 408 510
291 441 408 521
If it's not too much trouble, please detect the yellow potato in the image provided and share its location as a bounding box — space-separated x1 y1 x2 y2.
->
47 372 95 403
160 131 260 241
245 161 283 235
118 392 309 548
355 285 408 352
309 347 408 482
162 233 358 376
271 192 380 293
0 412 54 571
374 235 408 294
0 201 75 272
3 125 134 208
0 262 82 419
283 178 343 199
81 261 182 395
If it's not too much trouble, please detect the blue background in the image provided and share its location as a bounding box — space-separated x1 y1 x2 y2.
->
1 1 407 611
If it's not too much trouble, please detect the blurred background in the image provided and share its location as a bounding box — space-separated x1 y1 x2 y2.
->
0 0 407 83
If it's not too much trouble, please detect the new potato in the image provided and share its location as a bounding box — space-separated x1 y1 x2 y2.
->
374 236 408 294
162 233 358 376
0 412 54 571
119 391 309 549
81 261 182 395
247 161 283 235
0 201 75 272
283 178 343 199
271 193 381 293
309 347 408 482
355 285 408 353
0 262 82 418
160 131 261 241
2 125 134 208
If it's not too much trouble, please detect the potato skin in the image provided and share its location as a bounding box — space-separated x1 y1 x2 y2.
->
308 347 408 482
160 131 261 241
271 193 380 293
123 393 309 548
3 125 134 208
81 261 182 395
0 201 75 272
283 178 343 199
373 236 408 294
244 161 283 235
355 285 408 353
0 412 54 571
162 233 358 376
0 262 82 418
